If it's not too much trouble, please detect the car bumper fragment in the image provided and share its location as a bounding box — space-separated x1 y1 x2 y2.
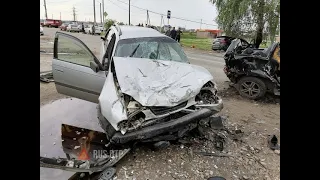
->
111 108 214 144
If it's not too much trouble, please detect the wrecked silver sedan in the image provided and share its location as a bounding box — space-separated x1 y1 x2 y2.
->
52 25 223 145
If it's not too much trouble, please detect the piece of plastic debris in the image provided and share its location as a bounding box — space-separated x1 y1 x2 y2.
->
207 176 226 180
66 160 74 168
268 135 280 150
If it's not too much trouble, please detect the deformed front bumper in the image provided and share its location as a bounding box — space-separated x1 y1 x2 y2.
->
111 107 217 144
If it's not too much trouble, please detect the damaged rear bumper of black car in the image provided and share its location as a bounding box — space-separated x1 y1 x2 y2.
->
111 108 216 144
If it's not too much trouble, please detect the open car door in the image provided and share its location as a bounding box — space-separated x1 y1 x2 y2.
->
52 32 106 103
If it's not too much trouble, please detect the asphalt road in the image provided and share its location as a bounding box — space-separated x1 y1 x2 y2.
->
40 27 229 179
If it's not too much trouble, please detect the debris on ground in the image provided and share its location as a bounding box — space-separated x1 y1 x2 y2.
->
194 151 233 157
267 134 280 150
40 71 54 83
207 176 226 180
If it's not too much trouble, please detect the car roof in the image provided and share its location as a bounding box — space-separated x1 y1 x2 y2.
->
117 25 166 40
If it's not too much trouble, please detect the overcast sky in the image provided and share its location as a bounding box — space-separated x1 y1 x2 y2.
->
40 0 218 29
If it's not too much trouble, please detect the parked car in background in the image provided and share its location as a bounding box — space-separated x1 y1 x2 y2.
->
84 24 93 34
85 24 104 35
212 36 236 51
40 26 44 36
66 24 80 32
43 19 62 28
60 23 69 31
95 25 104 35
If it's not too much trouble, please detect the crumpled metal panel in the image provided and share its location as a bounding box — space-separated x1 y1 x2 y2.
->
99 71 128 131
112 57 214 106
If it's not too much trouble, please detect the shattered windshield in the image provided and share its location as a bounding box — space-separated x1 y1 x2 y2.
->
225 39 241 54
115 37 189 63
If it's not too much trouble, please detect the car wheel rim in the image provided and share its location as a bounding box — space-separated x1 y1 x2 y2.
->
240 81 260 97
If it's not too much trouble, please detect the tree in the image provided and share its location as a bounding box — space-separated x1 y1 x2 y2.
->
210 0 280 48
104 19 116 30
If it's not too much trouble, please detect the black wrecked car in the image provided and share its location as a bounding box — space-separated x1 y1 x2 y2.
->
223 39 280 99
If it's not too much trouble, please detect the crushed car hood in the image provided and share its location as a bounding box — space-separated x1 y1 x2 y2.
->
112 57 213 106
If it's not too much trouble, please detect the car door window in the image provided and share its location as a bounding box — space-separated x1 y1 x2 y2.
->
57 34 94 67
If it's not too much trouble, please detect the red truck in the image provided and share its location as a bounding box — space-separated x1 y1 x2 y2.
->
43 19 62 28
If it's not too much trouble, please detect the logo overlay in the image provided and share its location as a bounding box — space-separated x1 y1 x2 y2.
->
78 148 90 160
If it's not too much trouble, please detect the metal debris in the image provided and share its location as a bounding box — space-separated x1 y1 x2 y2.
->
207 176 226 180
98 167 116 180
194 151 233 157
40 71 54 83
209 116 224 130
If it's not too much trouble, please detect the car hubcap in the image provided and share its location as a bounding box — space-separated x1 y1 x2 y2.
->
240 81 260 97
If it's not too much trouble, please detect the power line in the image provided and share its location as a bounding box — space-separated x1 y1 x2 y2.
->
106 0 145 15
115 0 217 26
46 0 70 3
106 0 128 11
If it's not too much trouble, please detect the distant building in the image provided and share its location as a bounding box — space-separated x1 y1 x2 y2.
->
196 29 223 38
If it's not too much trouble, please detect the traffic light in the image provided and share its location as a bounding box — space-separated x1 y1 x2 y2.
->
167 10 171 19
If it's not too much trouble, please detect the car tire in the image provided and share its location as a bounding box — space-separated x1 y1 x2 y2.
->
97 105 116 140
237 76 267 100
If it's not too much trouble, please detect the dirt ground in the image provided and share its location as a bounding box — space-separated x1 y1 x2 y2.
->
40 29 280 180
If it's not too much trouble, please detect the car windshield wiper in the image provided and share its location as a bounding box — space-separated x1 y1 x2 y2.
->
129 44 140 57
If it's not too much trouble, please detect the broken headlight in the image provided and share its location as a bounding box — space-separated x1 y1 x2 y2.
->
195 81 219 105
118 99 146 134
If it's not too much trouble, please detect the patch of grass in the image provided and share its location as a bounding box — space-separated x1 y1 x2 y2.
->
179 32 212 51
180 37 212 51
181 32 197 39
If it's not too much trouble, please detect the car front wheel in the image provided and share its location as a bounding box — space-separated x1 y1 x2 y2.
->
237 76 267 100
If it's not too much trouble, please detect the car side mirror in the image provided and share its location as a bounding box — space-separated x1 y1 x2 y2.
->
90 61 99 73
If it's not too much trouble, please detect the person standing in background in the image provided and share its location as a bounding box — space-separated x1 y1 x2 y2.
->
170 27 177 40
176 27 183 43
81 23 85 33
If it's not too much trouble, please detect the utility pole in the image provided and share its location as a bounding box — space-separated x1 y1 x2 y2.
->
52 14 53 19
60 12 61 20
43 0 48 19
200 19 202 29
128 0 131 25
93 0 96 25
100 3 102 24
102 0 105 23
160 15 163 32
72 7 77 21
146 10 149 26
